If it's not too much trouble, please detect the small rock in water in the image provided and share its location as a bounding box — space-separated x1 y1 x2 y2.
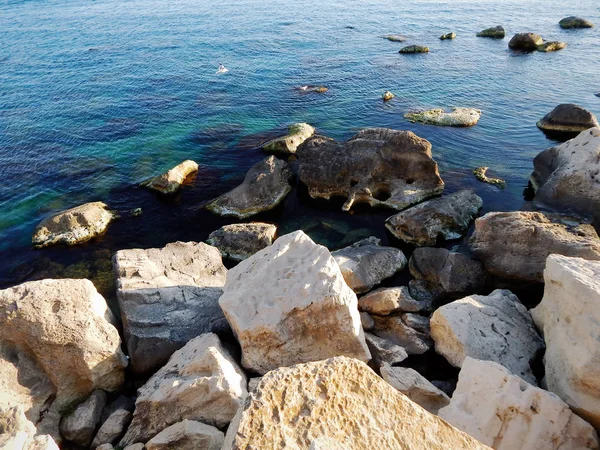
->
404 107 481 126
142 160 199 194
129 207 143 217
536 103 599 134
508 33 543 51
297 85 328 93
382 91 394 101
472 166 506 188
439 32 456 40
476 25 505 38
536 41 566 52
262 122 315 155
399 45 429 53
559 16 594 29
383 34 407 42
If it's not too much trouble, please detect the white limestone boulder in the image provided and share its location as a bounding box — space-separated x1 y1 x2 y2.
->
145 420 224 450
262 122 315 155
143 159 199 194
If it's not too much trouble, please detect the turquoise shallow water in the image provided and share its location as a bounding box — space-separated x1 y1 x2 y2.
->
1 0 599 287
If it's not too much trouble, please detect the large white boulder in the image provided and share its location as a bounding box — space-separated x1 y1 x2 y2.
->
439 357 599 450
219 230 370 375
531 254 600 429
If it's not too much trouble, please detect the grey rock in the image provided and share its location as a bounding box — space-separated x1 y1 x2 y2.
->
359 286 431 316
91 409 132 448
207 222 277 262
371 314 432 355
364 333 408 368
145 420 224 450
383 34 407 42
536 104 599 134
248 377 262 392
360 311 375 331
96 445 114 450
559 16 594 29
401 313 430 334
476 26 505 38
59 390 106 447
508 33 543 51
123 445 144 450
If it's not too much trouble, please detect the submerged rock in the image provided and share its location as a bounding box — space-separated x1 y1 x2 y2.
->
537 41 566 52
559 16 594 29
207 222 277 262
206 155 292 218
508 33 543 51
262 123 315 155
404 108 481 127
536 103 599 134
142 160 199 194
297 128 444 211
476 26 505 38
399 45 429 53
32 201 115 248
383 34 407 42
472 166 506 188
145 420 224 450
359 286 432 315
439 32 456 40
222 357 491 450
382 91 394 101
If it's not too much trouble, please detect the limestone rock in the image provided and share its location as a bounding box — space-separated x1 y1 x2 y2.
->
399 45 429 53
439 357 599 450
477 26 505 38
537 41 566 52
531 128 600 221
364 332 408 367
380 363 450 414
359 286 431 315
559 16 594 29
409 248 485 303
469 211 600 286
205 155 292 218
332 237 407 294
531 254 600 429
219 231 370 374
91 409 132 448
0 279 126 440
386 190 482 246
383 34 407 42
143 160 198 194
120 333 247 446
59 390 106 447
473 167 506 188
114 241 229 375
537 104 599 134
297 128 444 211
372 314 432 355
207 222 277 262
430 289 544 384
404 108 481 127
440 32 456 40
123 444 144 450
0 433 61 450
222 356 491 450
508 33 543 51
32 202 115 248
262 123 315 155
0 405 36 435
145 420 224 450
382 91 394 101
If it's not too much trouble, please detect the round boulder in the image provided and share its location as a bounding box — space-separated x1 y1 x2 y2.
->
536 103 599 134
559 16 594 29
508 33 543 51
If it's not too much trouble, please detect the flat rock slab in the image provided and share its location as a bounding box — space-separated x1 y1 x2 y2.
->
404 108 481 127
114 241 229 375
143 160 198 194
399 45 429 53
262 123 315 155
207 222 277 262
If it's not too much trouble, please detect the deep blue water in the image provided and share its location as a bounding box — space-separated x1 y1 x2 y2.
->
1 0 599 293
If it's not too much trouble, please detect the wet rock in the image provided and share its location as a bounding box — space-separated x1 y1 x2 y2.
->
114 241 229 375
399 45 429 53
32 202 115 248
380 363 450 414
222 357 491 450
430 289 544 384
372 314 432 355
537 41 566 52
142 160 198 194
382 91 394 101
207 222 277 262
59 390 106 447
359 286 432 315
332 237 407 294
473 167 506 188
219 231 370 375
405 108 481 127
439 357 599 450
145 420 224 450
508 33 543 51
469 211 600 286
120 333 247 446
531 254 600 429
476 26 505 38
91 409 132 448
536 104 599 134
440 32 456 40
262 123 315 155
409 248 486 303
383 34 407 42
364 332 408 367
559 16 594 29
206 155 293 218
297 128 444 211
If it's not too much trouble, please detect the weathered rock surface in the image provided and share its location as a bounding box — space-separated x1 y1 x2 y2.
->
536 104 599 134
559 16 594 29
537 41 566 52
262 123 315 155
399 45 429 53
91 409 132 448
219 231 370 374
531 128 600 221
531 254 600 429
359 286 432 315
360 311 375 330
386 190 482 246
145 420 224 450
0 279 126 440
120 333 247 446
32 202 115 248
96 445 114 450
477 26 505 38
381 363 450 414
59 390 106 447
430 289 544 384
383 34 407 42
508 33 543 51
222 357 491 450
114 241 229 375
0 432 61 450
409 248 486 303
207 222 276 262
142 160 199 194
332 237 407 294
372 314 432 355
297 128 444 211
440 32 456 40
364 332 408 367
404 108 481 127
382 91 394 101
439 357 599 450
473 167 506 188
123 444 143 450
206 155 292 218
469 211 600 286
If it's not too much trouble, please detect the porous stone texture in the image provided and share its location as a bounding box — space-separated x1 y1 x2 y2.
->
372 314 432 355
399 45 429 53
559 16 594 29
120 333 247 447
145 420 224 450
205 155 292 218
262 123 315 155
0 279 127 441
409 248 486 303
296 128 444 211
143 160 199 194
477 26 505 38
404 108 481 127
222 357 491 450
114 241 229 375
469 211 600 286
439 357 599 450
531 254 600 429
219 231 370 374
537 41 566 52
508 33 543 51
380 363 450 414
207 222 277 261
531 128 600 221
59 390 106 447
359 286 432 315
537 104 599 134
32 202 115 248
91 409 132 448
385 190 482 246
430 289 544 384
440 32 456 40
364 332 409 367
332 237 407 294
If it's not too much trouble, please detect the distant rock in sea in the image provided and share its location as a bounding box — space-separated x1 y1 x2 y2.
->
439 32 456 40
399 45 429 53
404 107 481 127
476 26 505 38
559 16 594 29
383 34 407 42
